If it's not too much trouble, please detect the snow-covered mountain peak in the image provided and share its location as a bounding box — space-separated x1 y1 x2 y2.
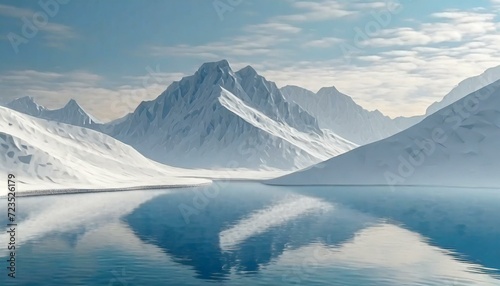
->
5 97 100 127
60 99 100 124
62 98 92 114
281 86 317 100
7 96 45 116
106 60 348 169
197 59 233 77
12 96 36 105
236 65 258 78
64 98 79 108
316 86 353 102
281 85 403 145
148 61 240 112
317 86 340 94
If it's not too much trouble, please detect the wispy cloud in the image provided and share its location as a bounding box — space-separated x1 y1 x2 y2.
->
148 20 301 60
274 0 396 22
244 22 302 34
274 1 354 22
257 38 500 118
490 0 500 11
361 11 497 47
302 37 344 48
0 4 77 50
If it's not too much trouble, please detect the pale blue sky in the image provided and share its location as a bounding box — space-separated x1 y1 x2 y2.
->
2 0 500 120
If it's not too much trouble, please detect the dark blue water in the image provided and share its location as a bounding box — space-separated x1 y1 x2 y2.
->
1 182 500 285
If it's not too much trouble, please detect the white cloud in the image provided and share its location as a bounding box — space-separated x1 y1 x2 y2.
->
148 21 301 60
0 4 77 49
275 1 354 22
362 11 497 47
302 37 344 48
274 0 398 22
3 3 500 120
491 0 500 10
245 22 302 34
257 37 500 118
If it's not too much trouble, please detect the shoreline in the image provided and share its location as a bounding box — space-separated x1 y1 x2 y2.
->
3 180 497 199
0 182 212 199
265 183 500 190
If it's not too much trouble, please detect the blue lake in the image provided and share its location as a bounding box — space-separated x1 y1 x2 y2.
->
1 182 500 285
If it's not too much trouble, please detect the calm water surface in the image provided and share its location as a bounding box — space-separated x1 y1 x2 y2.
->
1 182 500 285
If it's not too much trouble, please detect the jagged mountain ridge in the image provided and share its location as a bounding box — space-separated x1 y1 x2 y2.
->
106 60 356 169
280 85 405 145
6 96 100 129
8 61 500 171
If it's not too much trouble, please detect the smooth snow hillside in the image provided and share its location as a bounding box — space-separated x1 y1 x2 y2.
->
107 60 356 170
7 96 101 129
281 85 405 145
0 107 209 195
269 80 500 188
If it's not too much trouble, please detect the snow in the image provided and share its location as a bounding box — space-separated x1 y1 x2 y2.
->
281 85 406 145
219 87 357 162
6 96 101 128
7 61 500 188
0 106 210 196
391 65 500 129
281 65 500 145
426 65 500 116
107 60 356 170
269 79 500 188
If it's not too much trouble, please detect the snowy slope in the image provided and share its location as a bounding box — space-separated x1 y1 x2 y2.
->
219 87 356 161
107 60 356 170
269 80 500 188
0 106 209 195
391 67 500 129
281 85 404 145
6 96 101 129
426 65 500 116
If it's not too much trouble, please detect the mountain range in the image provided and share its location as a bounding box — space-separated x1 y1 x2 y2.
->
269 79 500 188
4 60 500 176
0 106 209 195
6 96 100 129
106 60 356 169
281 85 405 145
